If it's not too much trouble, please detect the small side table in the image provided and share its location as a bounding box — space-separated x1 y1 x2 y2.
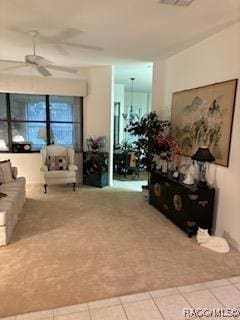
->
83 152 109 188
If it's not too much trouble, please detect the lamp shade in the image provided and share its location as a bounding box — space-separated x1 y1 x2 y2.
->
38 128 54 142
38 128 47 141
191 147 215 162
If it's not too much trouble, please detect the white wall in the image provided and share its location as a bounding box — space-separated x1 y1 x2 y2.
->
152 60 167 118
124 91 152 116
0 73 87 96
83 66 114 184
153 22 240 250
0 153 43 183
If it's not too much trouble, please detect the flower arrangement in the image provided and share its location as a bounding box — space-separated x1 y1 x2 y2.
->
86 136 106 151
156 134 181 167
89 137 100 150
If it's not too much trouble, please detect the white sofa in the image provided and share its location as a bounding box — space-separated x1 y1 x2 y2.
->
0 172 26 246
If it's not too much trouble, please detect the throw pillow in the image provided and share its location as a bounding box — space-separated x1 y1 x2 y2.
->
48 156 67 171
55 156 67 170
11 166 18 179
0 160 14 184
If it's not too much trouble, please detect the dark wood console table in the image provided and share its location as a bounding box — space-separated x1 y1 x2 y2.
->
149 171 215 237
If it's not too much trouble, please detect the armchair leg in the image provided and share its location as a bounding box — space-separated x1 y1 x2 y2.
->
44 184 48 194
73 183 76 191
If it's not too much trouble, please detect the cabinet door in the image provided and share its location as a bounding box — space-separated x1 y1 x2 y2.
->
167 183 189 232
150 180 165 213
188 189 215 232
149 174 173 217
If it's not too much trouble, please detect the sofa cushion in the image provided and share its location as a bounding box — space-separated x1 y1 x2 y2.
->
11 166 18 179
0 177 26 191
0 177 26 245
0 160 14 184
0 203 11 226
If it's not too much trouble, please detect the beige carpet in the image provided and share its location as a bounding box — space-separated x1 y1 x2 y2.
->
113 170 148 181
0 185 240 317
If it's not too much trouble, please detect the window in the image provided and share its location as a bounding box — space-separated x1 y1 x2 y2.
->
49 96 81 151
0 93 83 152
10 94 47 151
0 94 9 151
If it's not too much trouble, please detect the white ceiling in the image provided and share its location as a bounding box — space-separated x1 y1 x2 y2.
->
115 63 153 92
0 0 239 91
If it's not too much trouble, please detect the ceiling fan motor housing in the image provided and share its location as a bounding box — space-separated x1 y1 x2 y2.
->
25 55 45 65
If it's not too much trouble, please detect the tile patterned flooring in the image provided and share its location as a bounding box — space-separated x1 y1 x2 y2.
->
2 276 240 320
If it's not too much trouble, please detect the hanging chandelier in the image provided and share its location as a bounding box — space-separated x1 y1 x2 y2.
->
130 77 135 110
122 77 136 121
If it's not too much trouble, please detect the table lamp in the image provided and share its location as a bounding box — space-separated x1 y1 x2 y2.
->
38 128 54 144
191 147 215 189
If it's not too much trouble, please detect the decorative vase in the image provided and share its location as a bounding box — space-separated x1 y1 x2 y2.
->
161 159 168 173
91 145 99 151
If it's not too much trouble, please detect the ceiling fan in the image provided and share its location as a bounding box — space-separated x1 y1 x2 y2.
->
6 27 104 56
0 30 78 76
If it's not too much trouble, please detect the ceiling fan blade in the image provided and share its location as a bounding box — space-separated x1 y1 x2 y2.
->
35 65 51 77
0 59 25 64
0 63 28 71
36 57 53 65
38 28 83 43
60 41 104 51
46 64 78 73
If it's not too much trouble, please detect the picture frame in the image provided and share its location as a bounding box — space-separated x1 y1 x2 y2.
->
171 79 238 166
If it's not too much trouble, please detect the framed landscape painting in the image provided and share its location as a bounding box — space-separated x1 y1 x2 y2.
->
171 79 238 166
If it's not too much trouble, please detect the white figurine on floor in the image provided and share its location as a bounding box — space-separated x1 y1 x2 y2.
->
183 162 195 185
196 227 230 253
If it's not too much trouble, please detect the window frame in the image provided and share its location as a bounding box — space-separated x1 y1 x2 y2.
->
0 93 83 153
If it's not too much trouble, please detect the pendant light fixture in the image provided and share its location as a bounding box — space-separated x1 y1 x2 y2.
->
130 77 135 111
129 77 136 122
122 77 135 120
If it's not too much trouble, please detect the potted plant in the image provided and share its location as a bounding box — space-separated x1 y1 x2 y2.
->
127 111 169 199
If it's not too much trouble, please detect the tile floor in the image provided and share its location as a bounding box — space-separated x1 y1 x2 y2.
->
2 276 240 320
112 179 147 192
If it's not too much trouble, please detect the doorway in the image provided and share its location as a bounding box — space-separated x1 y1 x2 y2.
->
113 64 153 190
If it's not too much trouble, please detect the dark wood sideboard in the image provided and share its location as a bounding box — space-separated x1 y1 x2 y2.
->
149 170 215 237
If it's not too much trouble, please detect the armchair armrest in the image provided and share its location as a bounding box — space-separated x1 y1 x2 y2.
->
68 164 78 171
40 165 48 172
11 166 18 179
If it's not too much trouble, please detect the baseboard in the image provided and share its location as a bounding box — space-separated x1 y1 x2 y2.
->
223 231 240 251
26 182 43 185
